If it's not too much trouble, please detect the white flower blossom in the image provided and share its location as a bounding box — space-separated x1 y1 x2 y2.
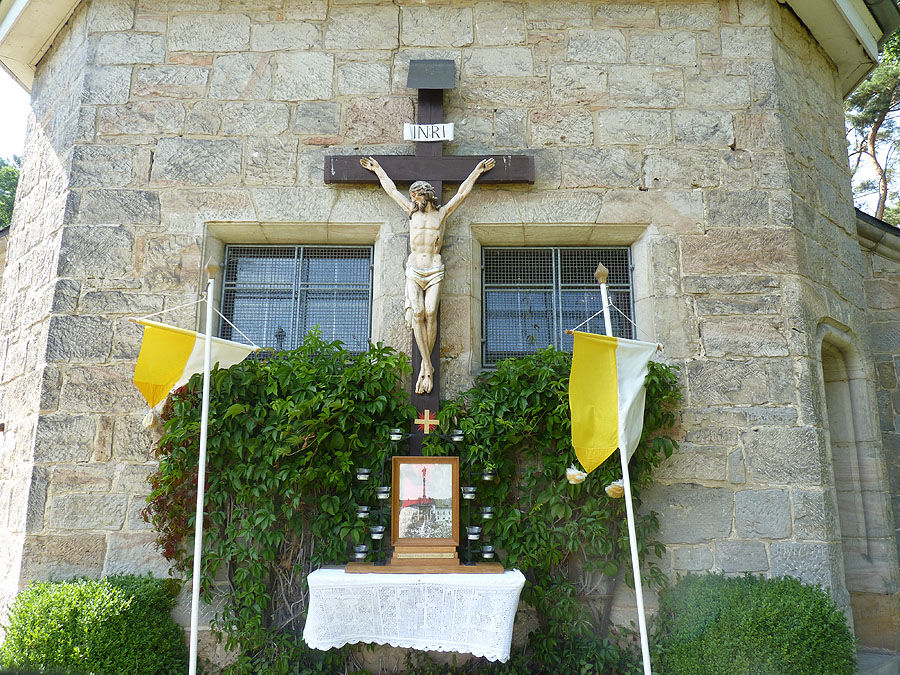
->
566 465 587 484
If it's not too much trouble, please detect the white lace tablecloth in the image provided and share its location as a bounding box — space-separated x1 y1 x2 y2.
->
303 568 526 662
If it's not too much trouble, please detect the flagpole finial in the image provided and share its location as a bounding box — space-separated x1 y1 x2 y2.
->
594 262 609 285
205 259 219 279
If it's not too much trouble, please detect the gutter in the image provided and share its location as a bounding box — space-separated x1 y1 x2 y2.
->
856 208 900 263
863 0 900 47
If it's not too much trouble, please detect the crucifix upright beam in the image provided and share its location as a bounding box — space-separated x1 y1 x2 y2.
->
324 60 534 454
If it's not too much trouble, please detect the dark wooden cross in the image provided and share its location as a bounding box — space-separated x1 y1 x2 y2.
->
324 59 534 454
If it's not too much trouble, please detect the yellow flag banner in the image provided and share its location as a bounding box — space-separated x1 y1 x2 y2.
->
133 319 258 408
569 331 658 473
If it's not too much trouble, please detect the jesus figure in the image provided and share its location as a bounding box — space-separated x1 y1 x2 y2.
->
360 156 495 394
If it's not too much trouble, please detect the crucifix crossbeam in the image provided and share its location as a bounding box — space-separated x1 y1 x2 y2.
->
323 60 534 454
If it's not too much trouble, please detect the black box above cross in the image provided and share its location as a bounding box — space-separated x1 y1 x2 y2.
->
323 59 534 202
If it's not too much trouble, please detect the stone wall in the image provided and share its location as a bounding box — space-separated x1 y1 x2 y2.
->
1 0 898 652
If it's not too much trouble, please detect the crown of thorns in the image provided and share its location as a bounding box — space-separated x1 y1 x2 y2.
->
409 181 435 197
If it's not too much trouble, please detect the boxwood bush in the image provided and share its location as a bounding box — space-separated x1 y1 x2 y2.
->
653 574 857 675
0 574 187 674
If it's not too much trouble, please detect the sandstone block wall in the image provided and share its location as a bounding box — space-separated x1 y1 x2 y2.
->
0 0 897 649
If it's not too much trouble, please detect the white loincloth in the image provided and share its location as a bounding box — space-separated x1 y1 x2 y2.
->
404 264 444 330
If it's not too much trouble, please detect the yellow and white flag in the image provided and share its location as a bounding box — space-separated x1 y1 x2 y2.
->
133 318 258 408
569 331 658 473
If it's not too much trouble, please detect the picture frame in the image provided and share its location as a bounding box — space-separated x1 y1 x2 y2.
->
391 456 460 559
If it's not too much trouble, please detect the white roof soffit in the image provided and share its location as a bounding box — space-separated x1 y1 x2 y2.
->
0 0 83 91
785 0 886 95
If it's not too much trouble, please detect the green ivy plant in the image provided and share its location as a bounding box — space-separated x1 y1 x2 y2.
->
144 336 680 673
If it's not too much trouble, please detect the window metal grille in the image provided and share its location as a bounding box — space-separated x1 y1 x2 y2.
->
482 247 633 366
220 245 373 354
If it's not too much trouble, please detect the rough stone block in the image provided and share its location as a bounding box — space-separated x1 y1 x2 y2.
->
657 443 728 481
595 3 657 27
515 190 602 224
402 6 473 47
112 416 154 462
245 137 298 185
151 138 242 186
26 467 49 531
325 6 399 50
98 101 186 135
464 47 533 76
735 488 791 538
700 318 788 357
95 32 165 64
672 546 713 571
793 488 829 541
272 52 333 101
640 484 733 544
728 450 746 484
21 534 106 581
184 101 221 134
673 110 734 147
47 316 113 363
169 14 250 52
80 290 164 315
734 112 782 150
70 145 132 187
704 189 771 228
250 21 319 51
292 101 341 135
209 53 273 100
59 225 135 276
493 108 526 147
222 102 290 135
659 3 719 29
530 109 593 146
474 1 526 45
549 64 607 105
337 62 391 96
49 494 127 530
630 30 696 66
685 74 750 108
345 97 413 144
770 542 835 588
134 66 209 99
103 533 169 576
643 148 720 188
59 365 146 414
681 228 799 275
567 28 626 63
83 66 131 104
743 426 823 485
688 359 769 406
560 147 640 188
52 279 82 313
461 77 546 107
721 25 772 59
87 0 134 32
693 294 781 316
716 540 768 572
609 65 682 107
595 109 670 145
49 465 115 494
113 465 154 494
253 187 336 222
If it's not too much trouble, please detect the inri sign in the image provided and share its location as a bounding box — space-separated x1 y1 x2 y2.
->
403 123 454 142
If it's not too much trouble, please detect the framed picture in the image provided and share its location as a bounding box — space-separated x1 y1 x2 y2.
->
391 456 459 551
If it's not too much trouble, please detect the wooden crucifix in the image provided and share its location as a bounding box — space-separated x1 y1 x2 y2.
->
324 60 534 454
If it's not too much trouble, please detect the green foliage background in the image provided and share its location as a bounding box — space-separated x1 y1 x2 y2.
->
0 574 187 674
0 155 19 228
144 334 680 673
653 574 857 675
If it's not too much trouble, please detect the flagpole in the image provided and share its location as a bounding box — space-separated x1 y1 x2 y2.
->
597 267 652 675
189 264 217 675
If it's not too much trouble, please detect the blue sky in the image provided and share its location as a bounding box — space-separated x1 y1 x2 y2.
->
0 69 30 162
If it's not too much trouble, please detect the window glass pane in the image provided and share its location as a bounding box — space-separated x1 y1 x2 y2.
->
222 245 372 353
483 248 554 285
483 246 633 367
484 289 553 363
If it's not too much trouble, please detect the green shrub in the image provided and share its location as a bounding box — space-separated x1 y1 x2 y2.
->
653 574 857 675
0 574 187 675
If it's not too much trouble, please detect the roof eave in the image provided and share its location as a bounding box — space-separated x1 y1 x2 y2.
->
0 0 82 92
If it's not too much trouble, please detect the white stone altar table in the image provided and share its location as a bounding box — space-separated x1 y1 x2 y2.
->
302 568 526 662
